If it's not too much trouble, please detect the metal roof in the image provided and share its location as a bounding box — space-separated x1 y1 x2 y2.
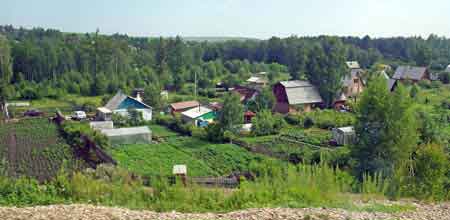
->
280 80 313 88
336 126 355 133
388 79 397 91
97 107 112 113
393 66 427 80
346 61 360 69
170 101 200 111
342 69 365 87
181 106 212 119
105 91 128 110
100 126 151 137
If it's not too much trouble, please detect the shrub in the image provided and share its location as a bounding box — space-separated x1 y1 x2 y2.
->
430 81 443 88
303 117 314 128
439 72 450 84
251 110 286 136
302 110 356 129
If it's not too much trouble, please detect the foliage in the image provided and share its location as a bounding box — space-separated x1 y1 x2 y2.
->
353 76 418 178
286 110 356 129
250 88 276 112
218 93 243 132
251 110 286 136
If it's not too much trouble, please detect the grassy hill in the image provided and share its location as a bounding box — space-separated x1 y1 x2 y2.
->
0 118 86 181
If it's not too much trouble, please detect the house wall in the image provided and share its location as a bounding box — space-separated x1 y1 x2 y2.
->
273 84 289 103
113 108 152 121
344 77 364 97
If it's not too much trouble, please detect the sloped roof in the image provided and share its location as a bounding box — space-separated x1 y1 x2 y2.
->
105 92 128 110
233 86 258 102
247 76 268 84
100 126 151 137
342 69 365 87
346 61 360 69
104 91 152 111
280 80 323 105
393 66 427 80
181 106 212 119
336 126 355 133
388 79 397 91
170 101 200 111
173 165 187 175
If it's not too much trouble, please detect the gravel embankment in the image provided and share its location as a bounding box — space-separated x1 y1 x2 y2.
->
0 203 449 220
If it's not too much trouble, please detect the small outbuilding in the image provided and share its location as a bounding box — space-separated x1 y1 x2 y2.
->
101 126 152 146
169 100 200 113
181 106 216 126
332 126 356 146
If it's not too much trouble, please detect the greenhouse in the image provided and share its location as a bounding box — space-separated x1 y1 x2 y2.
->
100 126 152 146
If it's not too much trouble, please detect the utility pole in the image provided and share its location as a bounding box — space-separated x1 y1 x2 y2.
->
194 71 197 99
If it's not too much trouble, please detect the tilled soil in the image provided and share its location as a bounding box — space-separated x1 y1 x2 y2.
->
0 203 449 220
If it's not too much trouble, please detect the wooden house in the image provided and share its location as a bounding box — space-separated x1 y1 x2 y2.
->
169 101 200 114
246 72 269 90
393 66 429 83
232 86 259 104
342 68 365 98
273 80 323 114
98 91 153 121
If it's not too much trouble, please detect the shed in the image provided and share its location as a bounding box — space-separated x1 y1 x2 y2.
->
332 126 356 146
169 100 200 113
172 165 187 176
181 106 216 126
96 107 112 121
101 126 152 146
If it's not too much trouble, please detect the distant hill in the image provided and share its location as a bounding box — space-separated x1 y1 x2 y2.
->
182 36 261 42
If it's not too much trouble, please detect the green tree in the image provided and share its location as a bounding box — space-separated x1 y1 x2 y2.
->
306 38 347 107
0 35 13 118
252 88 276 112
352 76 418 178
218 93 243 132
144 84 165 110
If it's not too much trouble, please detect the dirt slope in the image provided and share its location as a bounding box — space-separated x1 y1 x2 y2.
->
0 203 449 220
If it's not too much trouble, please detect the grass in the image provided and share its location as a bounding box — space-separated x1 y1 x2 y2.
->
148 124 180 138
110 136 276 177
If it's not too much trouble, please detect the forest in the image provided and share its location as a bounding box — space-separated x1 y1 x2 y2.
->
1 25 450 105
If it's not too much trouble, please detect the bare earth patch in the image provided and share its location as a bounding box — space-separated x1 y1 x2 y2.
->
0 203 449 220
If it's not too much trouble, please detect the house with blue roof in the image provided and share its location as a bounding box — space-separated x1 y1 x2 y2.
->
97 91 153 121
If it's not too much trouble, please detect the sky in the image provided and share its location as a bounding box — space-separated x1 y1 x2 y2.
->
1 0 449 39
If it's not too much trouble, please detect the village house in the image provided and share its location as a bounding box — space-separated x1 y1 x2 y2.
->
232 85 259 104
346 61 361 70
97 91 153 121
169 100 200 114
246 72 269 90
273 80 323 114
342 68 365 98
392 66 429 82
181 106 216 127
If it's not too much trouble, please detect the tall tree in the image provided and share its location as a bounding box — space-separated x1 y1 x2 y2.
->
0 35 13 119
306 38 347 107
218 93 244 132
352 76 418 178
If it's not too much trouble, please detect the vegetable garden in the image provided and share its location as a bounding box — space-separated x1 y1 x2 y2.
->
0 118 86 181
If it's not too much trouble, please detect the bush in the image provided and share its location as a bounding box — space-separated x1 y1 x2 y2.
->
439 72 450 84
251 110 286 136
302 110 356 129
303 117 314 128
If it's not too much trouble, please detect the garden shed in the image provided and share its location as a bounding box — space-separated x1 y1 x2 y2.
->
332 126 356 146
100 126 152 146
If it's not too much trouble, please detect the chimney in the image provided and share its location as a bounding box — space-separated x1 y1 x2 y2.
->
133 88 144 102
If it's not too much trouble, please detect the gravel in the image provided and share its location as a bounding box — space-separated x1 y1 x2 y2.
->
0 202 448 220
